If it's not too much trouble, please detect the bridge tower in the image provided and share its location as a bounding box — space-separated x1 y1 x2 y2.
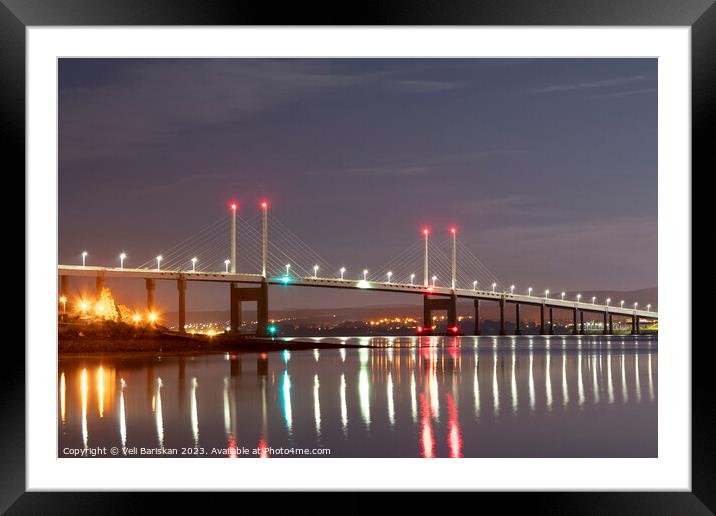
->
423 227 429 287
260 201 268 278
230 280 269 337
422 292 457 334
450 227 457 290
230 202 237 273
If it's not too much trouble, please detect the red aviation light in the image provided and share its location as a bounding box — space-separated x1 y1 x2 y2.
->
260 200 269 209
450 227 456 234
417 326 424 333
450 326 459 333
422 227 430 236
230 202 238 211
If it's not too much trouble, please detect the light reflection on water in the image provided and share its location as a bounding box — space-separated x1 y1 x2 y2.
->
58 336 657 458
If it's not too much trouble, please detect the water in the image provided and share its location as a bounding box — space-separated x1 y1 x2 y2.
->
58 335 657 458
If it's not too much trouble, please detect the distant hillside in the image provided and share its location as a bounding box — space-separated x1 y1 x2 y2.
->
163 287 657 326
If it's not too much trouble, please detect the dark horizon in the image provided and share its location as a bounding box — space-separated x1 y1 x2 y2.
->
59 58 657 311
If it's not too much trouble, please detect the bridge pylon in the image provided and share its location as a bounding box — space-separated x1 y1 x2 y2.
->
230 279 269 337
422 292 457 335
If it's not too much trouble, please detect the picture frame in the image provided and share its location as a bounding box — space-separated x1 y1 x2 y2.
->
6 0 709 509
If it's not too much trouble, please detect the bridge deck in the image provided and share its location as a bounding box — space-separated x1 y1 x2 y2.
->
58 265 657 318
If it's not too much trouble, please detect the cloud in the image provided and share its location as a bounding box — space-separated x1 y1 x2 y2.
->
528 74 651 94
59 59 368 163
385 79 464 93
590 88 657 99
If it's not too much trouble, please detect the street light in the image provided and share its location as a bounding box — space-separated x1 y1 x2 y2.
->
119 252 127 269
647 303 651 311
410 273 415 285
387 271 393 283
314 265 319 278
225 259 231 273
363 269 368 281
620 300 625 308
340 267 346 280
473 280 478 291
156 255 162 270
592 296 596 304
432 275 437 287
545 289 550 299
510 285 515 294
577 294 582 302
528 287 533 296
606 298 611 306
191 257 197 271
286 264 291 277
81 251 88 267
491 282 496 292
634 302 638 309
59 296 67 314
561 292 565 301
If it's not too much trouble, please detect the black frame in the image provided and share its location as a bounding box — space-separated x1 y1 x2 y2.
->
5 0 710 511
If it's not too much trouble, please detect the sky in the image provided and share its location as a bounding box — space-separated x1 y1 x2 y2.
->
58 58 657 311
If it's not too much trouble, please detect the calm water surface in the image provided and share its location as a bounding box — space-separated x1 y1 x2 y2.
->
58 335 657 458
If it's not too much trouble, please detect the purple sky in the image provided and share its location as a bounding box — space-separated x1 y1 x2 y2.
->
59 58 657 311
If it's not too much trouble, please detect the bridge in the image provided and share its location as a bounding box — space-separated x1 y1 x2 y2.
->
58 201 658 337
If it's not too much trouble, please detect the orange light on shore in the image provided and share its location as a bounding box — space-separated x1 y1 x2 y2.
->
132 313 142 323
147 311 158 323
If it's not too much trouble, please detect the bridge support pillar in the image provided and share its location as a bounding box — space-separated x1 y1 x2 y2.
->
177 277 187 333
514 303 521 335
146 278 156 313
60 275 70 299
603 311 608 335
499 297 506 335
580 311 585 335
473 299 480 336
95 273 105 300
631 314 639 335
230 280 269 337
572 308 578 335
609 314 613 333
548 307 554 335
422 293 457 334
539 304 546 335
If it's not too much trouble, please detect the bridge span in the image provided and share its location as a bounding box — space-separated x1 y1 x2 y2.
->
58 264 658 337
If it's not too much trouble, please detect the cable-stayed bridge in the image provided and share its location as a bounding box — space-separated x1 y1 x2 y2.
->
58 201 658 337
